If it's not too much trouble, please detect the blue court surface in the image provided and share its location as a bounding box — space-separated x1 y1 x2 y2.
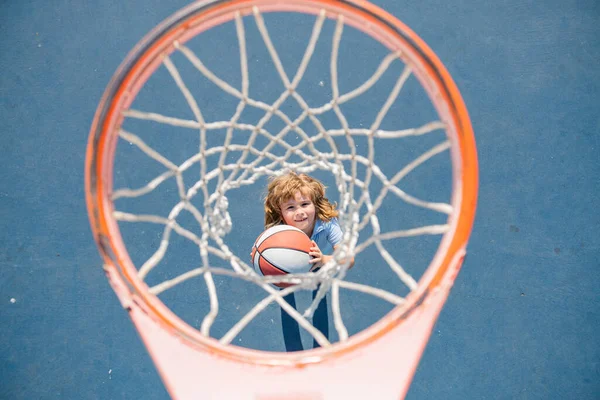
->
1 0 599 399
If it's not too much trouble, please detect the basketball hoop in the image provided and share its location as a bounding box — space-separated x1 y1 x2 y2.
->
86 0 478 398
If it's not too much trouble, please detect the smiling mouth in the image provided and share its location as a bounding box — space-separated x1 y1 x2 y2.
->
295 218 307 223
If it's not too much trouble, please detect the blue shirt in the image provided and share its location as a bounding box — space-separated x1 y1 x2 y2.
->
310 218 343 254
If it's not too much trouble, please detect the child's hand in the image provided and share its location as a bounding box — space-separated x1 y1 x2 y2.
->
309 241 329 270
309 241 322 264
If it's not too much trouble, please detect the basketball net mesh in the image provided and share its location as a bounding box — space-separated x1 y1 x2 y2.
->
111 8 451 348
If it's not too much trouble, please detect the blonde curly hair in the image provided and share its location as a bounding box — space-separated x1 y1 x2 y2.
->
264 172 338 229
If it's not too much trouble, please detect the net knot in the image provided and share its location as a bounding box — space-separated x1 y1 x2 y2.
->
208 194 232 237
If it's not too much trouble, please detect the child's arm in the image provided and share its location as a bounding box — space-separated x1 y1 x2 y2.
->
309 242 354 269
333 244 355 269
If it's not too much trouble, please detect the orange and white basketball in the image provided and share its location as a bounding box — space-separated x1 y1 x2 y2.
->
251 225 313 288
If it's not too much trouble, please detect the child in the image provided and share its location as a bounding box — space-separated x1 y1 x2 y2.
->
265 172 346 267
263 172 354 351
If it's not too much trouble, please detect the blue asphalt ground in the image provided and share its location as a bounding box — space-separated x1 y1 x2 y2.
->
1 1 598 399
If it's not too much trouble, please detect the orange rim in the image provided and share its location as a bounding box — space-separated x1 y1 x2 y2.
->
85 0 478 366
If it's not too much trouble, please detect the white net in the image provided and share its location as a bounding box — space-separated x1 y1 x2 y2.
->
110 7 453 349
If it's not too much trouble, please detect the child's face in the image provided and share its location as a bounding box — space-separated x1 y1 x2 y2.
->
280 190 316 237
